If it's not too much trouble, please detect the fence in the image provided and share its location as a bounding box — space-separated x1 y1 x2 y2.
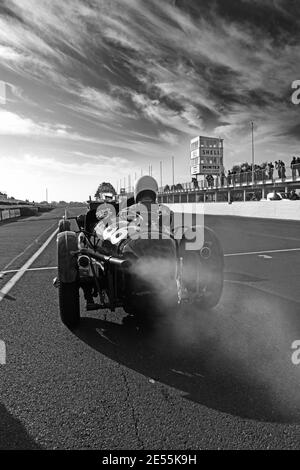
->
159 164 300 194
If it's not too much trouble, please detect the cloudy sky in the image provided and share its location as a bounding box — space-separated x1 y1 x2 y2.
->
0 0 299 201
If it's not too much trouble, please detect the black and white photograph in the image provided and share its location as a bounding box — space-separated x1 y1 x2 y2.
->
0 0 299 454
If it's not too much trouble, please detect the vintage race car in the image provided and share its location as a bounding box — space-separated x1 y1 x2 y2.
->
55 200 224 328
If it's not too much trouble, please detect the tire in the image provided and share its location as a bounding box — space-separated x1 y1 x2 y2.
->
58 280 80 328
58 219 71 232
57 231 80 328
181 226 224 309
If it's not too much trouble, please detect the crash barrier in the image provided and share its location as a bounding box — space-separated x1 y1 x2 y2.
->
0 208 21 221
19 206 39 216
9 208 21 218
0 210 10 221
0 205 39 223
167 200 300 221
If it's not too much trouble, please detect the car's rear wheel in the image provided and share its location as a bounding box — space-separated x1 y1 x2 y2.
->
180 226 224 309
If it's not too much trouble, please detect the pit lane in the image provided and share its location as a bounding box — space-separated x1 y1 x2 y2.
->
0 207 299 449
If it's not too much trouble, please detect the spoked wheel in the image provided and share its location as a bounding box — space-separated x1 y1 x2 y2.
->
180 226 224 309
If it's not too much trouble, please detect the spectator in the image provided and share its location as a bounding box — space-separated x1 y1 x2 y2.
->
267 162 274 179
191 177 199 189
297 157 300 177
256 165 263 181
267 162 274 180
281 160 286 179
275 161 282 178
291 156 297 178
206 174 214 188
232 170 238 184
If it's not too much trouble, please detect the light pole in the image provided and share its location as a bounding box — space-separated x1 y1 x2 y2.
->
251 121 255 185
160 160 163 189
172 156 175 188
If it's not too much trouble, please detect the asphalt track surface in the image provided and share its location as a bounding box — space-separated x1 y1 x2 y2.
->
0 207 299 450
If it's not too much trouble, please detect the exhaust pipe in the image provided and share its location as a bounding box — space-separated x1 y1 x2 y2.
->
78 255 90 268
78 248 130 269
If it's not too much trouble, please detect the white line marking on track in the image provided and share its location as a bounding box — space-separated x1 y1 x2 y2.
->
0 266 57 275
0 245 299 287
1 221 58 272
0 340 6 364
224 247 300 257
0 228 58 302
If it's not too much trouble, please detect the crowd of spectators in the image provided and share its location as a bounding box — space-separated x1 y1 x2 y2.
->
225 161 281 184
163 183 184 192
162 156 300 194
215 156 300 186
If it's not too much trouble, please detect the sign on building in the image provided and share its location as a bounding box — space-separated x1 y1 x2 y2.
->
190 136 224 176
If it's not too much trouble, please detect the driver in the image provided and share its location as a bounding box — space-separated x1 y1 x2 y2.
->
134 175 158 205
119 175 173 234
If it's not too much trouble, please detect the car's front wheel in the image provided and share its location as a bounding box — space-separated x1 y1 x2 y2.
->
58 280 80 328
57 231 80 328
58 219 71 232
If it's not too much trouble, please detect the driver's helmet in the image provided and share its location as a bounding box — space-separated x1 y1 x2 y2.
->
134 175 158 203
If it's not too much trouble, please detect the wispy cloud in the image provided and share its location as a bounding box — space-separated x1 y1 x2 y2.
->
0 0 299 200
0 110 105 144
